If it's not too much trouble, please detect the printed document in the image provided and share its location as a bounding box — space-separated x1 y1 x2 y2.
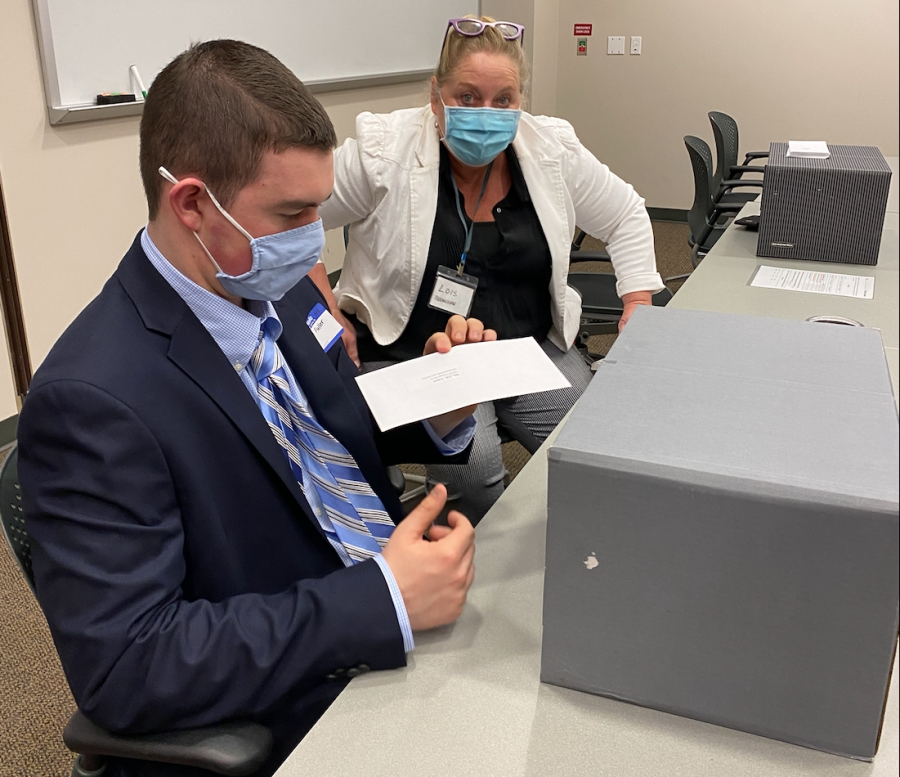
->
355 338 571 431
786 141 830 159
751 265 874 299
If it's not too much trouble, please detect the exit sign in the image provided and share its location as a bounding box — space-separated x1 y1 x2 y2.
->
574 24 592 36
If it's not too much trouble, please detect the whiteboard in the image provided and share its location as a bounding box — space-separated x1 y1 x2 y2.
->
33 0 479 123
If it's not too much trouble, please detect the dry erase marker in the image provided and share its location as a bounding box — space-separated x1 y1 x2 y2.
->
130 65 147 99
96 93 136 105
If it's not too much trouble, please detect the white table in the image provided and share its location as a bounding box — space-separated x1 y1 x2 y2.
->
276 431 898 777
275 157 900 777
671 156 899 402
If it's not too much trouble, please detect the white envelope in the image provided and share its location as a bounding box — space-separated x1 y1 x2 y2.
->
355 338 572 431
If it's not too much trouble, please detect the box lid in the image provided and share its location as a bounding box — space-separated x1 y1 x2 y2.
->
551 307 899 509
768 142 892 173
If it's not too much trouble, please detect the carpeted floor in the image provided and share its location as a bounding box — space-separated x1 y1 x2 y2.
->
0 445 77 777
0 220 693 776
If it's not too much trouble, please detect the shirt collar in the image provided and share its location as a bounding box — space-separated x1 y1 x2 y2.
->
438 143 531 204
504 144 531 202
141 228 282 373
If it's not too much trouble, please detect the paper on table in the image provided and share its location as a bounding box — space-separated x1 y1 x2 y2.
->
355 337 571 431
751 265 874 299
786 140 830 159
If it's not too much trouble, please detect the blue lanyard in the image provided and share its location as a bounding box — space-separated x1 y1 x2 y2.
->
450 161 493 276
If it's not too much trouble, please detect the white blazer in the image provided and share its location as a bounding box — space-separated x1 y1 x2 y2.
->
320 106 663 351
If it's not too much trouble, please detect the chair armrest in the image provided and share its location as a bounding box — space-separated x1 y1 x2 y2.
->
569 250 612 264
719 180 764 190
727 164 766 178
742 151 769 163
571 229 588 251
64 711 273 777
711 203 744 215
493 401 541 455
707 204 743 229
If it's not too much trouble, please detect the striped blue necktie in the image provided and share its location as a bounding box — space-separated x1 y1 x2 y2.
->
252 324 395 563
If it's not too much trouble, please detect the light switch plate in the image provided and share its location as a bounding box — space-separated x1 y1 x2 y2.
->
607 36 625 55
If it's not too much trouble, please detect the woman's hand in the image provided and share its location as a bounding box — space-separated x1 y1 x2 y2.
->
423 315 497 356
423 316 497 438
619 291 654 332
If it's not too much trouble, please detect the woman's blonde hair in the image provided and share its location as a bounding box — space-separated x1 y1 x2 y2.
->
434 15 529 93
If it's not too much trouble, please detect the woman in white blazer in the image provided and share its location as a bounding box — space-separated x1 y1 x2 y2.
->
312 16 663 523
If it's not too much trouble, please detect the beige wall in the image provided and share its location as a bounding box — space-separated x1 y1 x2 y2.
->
469 0 561 116
553 0 900 209
532 0 561 116
0 0 430 417
2 0 899 416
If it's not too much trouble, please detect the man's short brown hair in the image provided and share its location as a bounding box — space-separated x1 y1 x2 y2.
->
140 39 337 219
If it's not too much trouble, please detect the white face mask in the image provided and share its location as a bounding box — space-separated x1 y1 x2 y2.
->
159 167 325 301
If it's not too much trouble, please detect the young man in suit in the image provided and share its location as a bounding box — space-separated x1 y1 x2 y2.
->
18 40 491 776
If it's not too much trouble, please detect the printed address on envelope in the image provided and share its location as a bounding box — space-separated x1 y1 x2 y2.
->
355 338 571 431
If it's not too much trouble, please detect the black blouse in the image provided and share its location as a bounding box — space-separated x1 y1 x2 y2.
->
352 143 553 362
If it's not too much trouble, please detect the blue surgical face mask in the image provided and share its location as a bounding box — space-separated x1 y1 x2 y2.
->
158 167 325 302
440 100 521 168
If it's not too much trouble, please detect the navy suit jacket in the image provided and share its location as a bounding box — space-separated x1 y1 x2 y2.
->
18 234 466 775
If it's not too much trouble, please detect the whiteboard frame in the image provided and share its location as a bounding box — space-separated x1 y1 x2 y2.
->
31 0 470 125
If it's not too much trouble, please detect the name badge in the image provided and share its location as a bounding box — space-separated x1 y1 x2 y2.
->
427 266 478 317
306 303 344 351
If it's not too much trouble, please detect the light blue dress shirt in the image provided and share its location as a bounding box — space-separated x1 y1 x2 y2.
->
142 229 474 653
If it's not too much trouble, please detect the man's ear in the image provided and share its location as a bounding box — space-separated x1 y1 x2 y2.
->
166 178 208 233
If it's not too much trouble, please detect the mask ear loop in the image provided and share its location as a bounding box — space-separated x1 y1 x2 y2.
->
158 166 256 275
158 166 254 242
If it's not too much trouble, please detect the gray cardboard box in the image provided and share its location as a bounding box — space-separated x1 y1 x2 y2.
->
542 306 899 760
757 143 892 265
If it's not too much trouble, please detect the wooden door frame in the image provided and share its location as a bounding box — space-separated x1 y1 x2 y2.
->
0 168 33 410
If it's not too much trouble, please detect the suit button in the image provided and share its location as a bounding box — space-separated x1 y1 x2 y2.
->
358 664 371 674
346 667 361 678
326 673 337 681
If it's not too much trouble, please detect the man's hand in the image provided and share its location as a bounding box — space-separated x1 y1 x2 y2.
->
381 484 475 631
424 316 497 438
619 290 653 332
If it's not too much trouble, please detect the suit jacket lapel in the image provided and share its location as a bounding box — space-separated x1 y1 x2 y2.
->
165 317 310 500
115 236 322 532
275 300 375 463
274 297 404 518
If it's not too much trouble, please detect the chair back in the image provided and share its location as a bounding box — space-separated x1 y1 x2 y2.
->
683 135 718 247
0 443 35 592
708 111 740 190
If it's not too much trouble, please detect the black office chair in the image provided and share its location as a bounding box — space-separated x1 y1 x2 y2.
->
0 443 274 777
708 111 768 205
684 135 754 266
569 228 611 263
568 230 674 365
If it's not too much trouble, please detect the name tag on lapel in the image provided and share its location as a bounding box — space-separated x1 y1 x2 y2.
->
306 303 344 351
